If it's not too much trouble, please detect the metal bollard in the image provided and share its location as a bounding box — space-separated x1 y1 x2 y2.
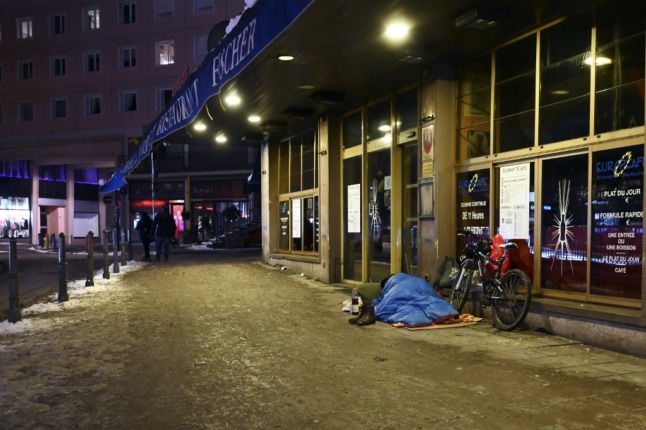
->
8 237 22 323
102 229 110 279
126 227 133 261
112 228 120 274
120 228 127 266
51 233 58 251
85 231 95 287
58 233 69 302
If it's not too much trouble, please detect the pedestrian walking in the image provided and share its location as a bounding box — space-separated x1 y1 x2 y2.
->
135 211 153 261
151 205 176 261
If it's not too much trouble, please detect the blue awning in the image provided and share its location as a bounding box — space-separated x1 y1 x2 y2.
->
99 0 315 194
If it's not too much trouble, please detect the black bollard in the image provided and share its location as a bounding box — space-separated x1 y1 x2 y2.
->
8 237 22 323
102 229 110 279
126 227 133 261
112 228 120 274
85 231 95 287
120 228 127 266
58 233 69 302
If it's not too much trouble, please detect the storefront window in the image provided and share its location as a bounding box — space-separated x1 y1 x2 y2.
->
276 130 319 254
456 168 490 251
590 145 643 300
594 6 645 134
494 35 536 153
541 155 588 293
343 156 362 281
396 89 418 132
367 100 391 143
539 15 591 145
457 55 491 160
342 111 362 149
402 140 418 275
368 147 391 282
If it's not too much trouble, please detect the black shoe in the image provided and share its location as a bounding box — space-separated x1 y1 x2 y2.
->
348 305 367 324
356 305 376 326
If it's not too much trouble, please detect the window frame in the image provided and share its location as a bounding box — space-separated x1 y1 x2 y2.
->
19 100 35 123
155 40 175 66
83 7 101 31
120 46 137 69
119 2 137 25
85 50 101 73
85 93 102 116
18 59 34 81
50 13 66 35
194 0 215 15
155 0 175 20
17 17 33 39
121 90 138 113
51 97 68 120
51 55 66 78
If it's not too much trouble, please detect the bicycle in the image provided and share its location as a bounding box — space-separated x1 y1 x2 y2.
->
448 229 532 331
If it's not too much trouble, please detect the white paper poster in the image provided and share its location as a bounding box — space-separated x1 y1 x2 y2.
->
292 198 301 238
347 184 361 233
499 163 530 239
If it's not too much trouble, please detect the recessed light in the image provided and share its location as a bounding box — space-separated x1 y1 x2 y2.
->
248 115 261 123
215 134 227 143
193 121 207 132
224 94 241 106
378 124 391 132
385 22 409 40
278 55 294 61
299 84 315 90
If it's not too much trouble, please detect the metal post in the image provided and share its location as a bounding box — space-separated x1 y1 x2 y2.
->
126 227 133 261
58 233 69 302
8 237 21 323
85 231 95 287
102 229 110 279
120 228 127 266
112 228 120 274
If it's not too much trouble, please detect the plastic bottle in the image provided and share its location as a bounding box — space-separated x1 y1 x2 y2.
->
351 289 360 315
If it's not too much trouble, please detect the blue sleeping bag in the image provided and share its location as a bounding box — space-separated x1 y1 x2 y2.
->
372 273 459 327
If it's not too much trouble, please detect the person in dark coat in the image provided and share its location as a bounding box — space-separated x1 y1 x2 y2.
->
135 211 153 261
151 205 176 261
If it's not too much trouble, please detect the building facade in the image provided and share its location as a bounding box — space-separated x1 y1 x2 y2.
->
0 0 249 244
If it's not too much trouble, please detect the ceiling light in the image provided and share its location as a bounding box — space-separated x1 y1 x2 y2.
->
278 55 294 61
224 94 241 106
215 134 227 143
385 22 409 40
248 115 261 123
583 55 612 66
299 84 315 90
378 124 391 132
193 121 207 132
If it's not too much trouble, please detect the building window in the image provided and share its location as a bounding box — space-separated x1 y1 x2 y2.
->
86 94 102 116
19 60 33 80
119 2 137 25
120 46 137 69
51 13 66 35
51 55 66 77
52 98 67 119
155 0 174 20
156 40 175 65
85 51 101 73
157 87 173 110
17 18 33 39
194 0 214 14
277 130 319 254
83 7 101 30
194 35 208 62
19 101 34 122
457 56 491 160
121 90 137 112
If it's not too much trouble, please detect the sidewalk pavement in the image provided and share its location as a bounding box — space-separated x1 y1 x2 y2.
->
0 246 645 428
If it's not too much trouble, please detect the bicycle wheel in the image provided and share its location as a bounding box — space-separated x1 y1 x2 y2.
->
449 267 472 312
491 269 532 331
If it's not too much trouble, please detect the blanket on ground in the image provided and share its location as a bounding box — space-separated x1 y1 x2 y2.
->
372 273 459 328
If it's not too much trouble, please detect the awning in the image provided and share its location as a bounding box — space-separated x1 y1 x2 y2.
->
99 0 315 194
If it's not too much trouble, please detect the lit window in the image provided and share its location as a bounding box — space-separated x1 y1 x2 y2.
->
51 56 66 77
86 94 102 116
19 101 34 122
83 7 101 30
122 90 137 112
51 13 66 35
52 98 67 119
119 2 137 25
155 0 174 20
120 46 137 69
19 60 34 80
156 41 175 65
85 51 101 73
17 18 33 39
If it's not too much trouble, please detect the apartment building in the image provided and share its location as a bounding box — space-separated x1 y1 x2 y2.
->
0 0 249 243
